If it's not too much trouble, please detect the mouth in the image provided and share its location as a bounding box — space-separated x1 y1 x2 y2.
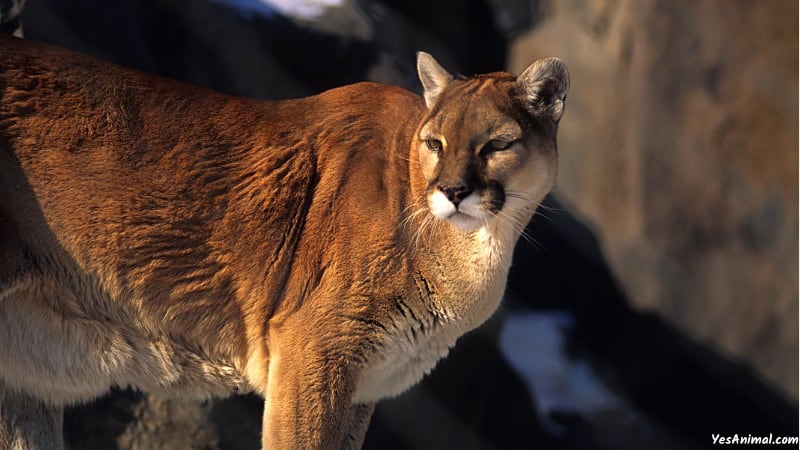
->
444 211 487 232
427 190 496 232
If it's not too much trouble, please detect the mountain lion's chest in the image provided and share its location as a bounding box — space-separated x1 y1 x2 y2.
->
351 316 461 404
352 271 508 403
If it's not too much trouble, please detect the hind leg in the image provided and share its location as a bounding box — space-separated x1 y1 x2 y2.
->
0 382 64 450
0 216 63 447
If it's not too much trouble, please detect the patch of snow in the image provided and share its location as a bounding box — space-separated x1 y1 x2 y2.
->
210 0 344 20
498 311 621 433
265 0 344 18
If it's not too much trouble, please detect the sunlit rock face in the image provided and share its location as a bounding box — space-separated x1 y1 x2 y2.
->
509 0 798 398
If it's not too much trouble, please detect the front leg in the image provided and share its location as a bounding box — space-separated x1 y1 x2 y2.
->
262 339 359 449
341 403 375 450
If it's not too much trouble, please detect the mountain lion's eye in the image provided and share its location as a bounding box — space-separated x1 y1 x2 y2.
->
489 140 512 151
481 139 514 156
425 139 443 152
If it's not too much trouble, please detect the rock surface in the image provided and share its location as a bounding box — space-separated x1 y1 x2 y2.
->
508 0 798 397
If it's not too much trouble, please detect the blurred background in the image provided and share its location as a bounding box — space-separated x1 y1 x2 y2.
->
11 0 798 448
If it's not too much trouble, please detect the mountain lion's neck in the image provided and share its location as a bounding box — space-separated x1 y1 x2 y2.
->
405 151 525 326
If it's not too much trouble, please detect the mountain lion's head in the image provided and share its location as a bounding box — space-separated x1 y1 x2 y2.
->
415 52 569 232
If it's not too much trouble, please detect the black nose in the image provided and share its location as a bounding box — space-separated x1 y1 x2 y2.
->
438 185 471 205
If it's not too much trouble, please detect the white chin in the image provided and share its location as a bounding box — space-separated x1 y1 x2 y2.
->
446 212 486 232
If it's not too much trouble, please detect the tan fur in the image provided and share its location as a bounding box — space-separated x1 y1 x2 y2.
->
0 35 568 449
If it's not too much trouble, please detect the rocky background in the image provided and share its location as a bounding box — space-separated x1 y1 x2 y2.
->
12 0 798 448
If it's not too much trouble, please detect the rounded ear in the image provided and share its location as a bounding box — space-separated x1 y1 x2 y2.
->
416 52 453 109
517 57 570 122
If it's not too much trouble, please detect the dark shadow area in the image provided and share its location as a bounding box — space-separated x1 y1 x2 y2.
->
64 389 143 450
364 0 507 75
24 0 509 98
137 1 382 96
365 313 556 450
211 393 264 450
508 193 799 445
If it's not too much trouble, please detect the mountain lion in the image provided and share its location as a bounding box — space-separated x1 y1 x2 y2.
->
0 34 568 449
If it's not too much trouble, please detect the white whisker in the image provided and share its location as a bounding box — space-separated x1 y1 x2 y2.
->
504 190 531 202
532 208 556 224
537 202 565 214
494 209 544 252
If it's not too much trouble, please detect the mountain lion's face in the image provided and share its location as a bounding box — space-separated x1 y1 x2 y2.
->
415 54 569 232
